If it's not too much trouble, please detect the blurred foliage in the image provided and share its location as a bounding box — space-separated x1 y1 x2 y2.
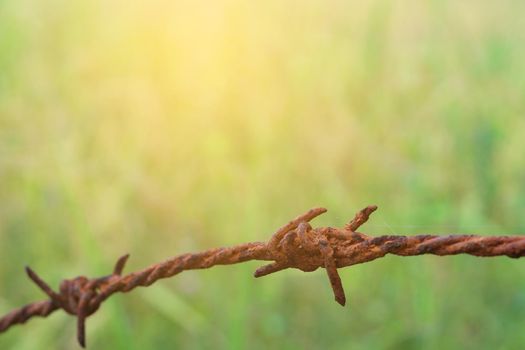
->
1 0 525 349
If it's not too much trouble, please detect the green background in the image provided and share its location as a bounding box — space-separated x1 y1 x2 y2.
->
1 0 525 349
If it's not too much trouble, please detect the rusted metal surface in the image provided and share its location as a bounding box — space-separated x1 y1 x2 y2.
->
1 205 525 347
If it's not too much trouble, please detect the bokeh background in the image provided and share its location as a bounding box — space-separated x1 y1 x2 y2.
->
2 0 525 349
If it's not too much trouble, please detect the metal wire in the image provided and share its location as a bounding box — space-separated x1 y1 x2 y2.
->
1 205 524 347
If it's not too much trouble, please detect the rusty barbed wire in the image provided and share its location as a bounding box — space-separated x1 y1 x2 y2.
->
1 205 525 347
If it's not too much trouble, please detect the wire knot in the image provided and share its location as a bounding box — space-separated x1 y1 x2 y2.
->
25 254 130 348
56 276 102 317
254 205 378 306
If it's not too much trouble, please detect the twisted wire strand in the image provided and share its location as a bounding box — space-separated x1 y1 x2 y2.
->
1 205 524 347
0 300 58 332
332 234 525 268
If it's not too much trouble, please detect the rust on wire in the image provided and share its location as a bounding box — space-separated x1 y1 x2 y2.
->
1 205 525 347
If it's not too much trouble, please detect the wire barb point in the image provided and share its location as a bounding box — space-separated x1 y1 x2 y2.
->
25 267 61 303
113 254 130 276
346 205 378 231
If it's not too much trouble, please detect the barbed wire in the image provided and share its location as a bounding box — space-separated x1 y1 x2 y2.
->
1 205 525 347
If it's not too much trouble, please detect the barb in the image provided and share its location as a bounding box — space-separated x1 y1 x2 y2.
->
1 205 525 347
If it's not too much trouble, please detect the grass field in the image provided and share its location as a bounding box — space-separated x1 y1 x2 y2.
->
2 0 525 349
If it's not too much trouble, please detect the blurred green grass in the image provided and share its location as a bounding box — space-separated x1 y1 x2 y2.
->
2 0 525 349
